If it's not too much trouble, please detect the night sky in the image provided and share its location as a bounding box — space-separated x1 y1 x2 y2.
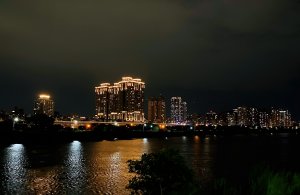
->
1 0 300 119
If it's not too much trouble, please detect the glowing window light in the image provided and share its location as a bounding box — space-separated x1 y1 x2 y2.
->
39 94 51 99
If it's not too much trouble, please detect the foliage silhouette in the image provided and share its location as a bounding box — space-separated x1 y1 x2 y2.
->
127 149 199 195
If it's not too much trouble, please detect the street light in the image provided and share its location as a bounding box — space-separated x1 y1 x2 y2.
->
13 117 19 130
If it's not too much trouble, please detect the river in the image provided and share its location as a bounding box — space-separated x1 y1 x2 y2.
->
1 134 300 194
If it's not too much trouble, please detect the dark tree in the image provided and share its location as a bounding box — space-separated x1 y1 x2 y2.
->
27 114 54 130
0 119 13 132
127 149 199 195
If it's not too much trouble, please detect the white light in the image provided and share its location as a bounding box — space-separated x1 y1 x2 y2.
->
143 138 148 143
71 140 81 146
10 144 24 150
14 117 19 122
4 144 25 191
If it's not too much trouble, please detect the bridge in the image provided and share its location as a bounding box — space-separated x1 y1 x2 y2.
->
54 120 189 129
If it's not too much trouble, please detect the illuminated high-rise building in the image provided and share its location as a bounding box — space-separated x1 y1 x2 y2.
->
170 97 188 123
33 94 54 116
259 111 269 128
270 108 292 128
249 107 259 127
227 112 236 126
205 111 217 126
95 77 145 122
236 107 251 126
148 96 166 123
95 83 117 120
182 101 188 122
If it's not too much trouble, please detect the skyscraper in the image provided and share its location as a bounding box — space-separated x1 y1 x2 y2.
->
236 107 251 126
95 77 145 122
147 96 166 123
259 111 269 128
170 97 187 124
182 101 188 122
270 108 292 128
33 94 54 116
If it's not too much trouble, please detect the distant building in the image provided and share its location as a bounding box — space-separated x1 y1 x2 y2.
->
11 106 25 119
33 94 54 116
182 101 188 122
205 111 218 126
170 97 187 124
147 96 166 123
189 113 201 125
259 111 269 128
95 77 145 122
226 112 234 126
217 112 228 126
249 107 259 127
230 107 259 127
235 107 252 127
270 108 292 128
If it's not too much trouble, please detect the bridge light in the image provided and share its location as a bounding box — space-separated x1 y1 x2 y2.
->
86 124 91 129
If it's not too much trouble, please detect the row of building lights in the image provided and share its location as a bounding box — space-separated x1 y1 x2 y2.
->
5 76 296 129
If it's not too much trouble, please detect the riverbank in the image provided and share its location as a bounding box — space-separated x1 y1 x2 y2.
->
0 127 299 145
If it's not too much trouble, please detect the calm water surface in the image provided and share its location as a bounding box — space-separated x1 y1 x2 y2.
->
1 135 300 194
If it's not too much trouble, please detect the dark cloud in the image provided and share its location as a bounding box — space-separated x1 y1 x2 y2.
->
0 0 299 118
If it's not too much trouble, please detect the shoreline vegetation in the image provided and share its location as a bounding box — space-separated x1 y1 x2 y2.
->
0 124 299 145
128 149 300 195
0 114 299 144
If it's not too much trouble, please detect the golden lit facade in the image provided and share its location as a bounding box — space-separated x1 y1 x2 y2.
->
270 108 292 128
33 94 54 116
95 77 145 122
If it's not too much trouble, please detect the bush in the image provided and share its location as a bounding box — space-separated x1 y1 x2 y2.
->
127 149 199 195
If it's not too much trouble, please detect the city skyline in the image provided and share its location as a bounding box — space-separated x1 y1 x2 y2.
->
0 83 299 122
0 82 298 126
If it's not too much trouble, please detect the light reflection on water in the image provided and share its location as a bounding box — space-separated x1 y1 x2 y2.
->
1 144 27 194
65 140 86 194
0 136 299 194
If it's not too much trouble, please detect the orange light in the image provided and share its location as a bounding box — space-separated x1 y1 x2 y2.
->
86 124 91 129
39 94 50 99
